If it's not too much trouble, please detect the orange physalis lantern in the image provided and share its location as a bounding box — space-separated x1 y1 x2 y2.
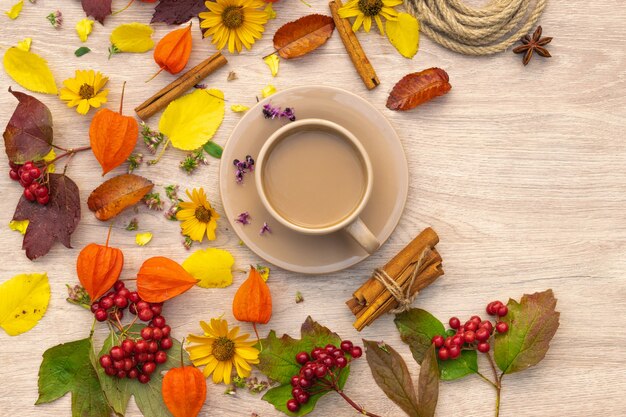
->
89 82 138 175
162 366 207 417
76 229 124 301
150 23 192 81
136 256 197 303
232 266 272 325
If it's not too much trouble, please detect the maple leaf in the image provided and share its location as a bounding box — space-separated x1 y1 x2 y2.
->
81 0 112 24
152 0 207 25
13 174 81 260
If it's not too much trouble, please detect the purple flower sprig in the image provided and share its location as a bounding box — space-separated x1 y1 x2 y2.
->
233 155 255 184
262 103 296 122
235 211 251 225
260 222 271 236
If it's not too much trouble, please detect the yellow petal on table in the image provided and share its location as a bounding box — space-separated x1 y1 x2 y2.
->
385 12 420 59
0 273 50 336
110 22 155 53
159 89 225 151
263 54 280 77
182 248 234 288
6 0 23 20
9 220 29 235
16 38 31 51
3 47 57 94
43 149 56 173
261 84 276 98
230 104 249 113
257 265 270 282
264 3 276 20
76 18 95 42
135 232 153 246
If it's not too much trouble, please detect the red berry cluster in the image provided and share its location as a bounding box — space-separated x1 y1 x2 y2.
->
431 300 509 361
9 161 49 205
94 281 173 384
286 341 362 413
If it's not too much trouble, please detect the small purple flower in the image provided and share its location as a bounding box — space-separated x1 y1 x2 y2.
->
260 222 271 236
262 103 296 122
281 107 296 122
233 155 255 184
194 84 207 89
235 211 251 225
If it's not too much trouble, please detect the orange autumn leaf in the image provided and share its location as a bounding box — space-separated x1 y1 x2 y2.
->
137 256 197 303
76 231 124 301
162 366 206 417
90 83 138 175
152 23 192 80
273 14 335 59
87 174 154 221
386 68 451 111
232 266 272 324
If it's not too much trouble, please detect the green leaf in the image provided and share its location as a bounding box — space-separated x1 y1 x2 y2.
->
494 289 559 374
36 337 111 417
364 340 419 417
394 308 477 381
258 316 350 416
203 140 223 159
94 324 190 417
417 344 439 417
74 46 91 57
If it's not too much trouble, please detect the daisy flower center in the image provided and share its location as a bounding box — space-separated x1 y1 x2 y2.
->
358 0 384 16
78 83 95 99
194 206 212 223
222 6 244 29
212 337 235 361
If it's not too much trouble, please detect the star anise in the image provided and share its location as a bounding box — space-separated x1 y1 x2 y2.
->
513 26 552 66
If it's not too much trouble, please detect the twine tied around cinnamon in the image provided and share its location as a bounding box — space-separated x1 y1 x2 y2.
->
403 0 548 55
373 248 431 314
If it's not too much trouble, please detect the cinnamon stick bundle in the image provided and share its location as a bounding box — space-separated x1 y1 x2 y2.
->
329 0 380 90
347 228 444 331
135 52 227 120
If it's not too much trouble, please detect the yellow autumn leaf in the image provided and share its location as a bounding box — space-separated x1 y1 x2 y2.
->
76 18 95 42
6 0 23 20
264 54 280 77
231 104 249 113
135 232 153 246
17 38 31 51
9 220 29 235
261 84 276 98
182 248 234 288
385 13 420 59
3 47 57 94
159 89 225 151
110 23 155 53
0 273 50 336
264 3 276 20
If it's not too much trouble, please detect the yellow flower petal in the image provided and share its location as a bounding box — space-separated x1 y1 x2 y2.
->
16 38 31 52
264 3 276 19
135 232 153 246
230 104 250 113
6 0 23 20
263 54 279 77
261 84 276 98
76 18 95 42
9 220 29 235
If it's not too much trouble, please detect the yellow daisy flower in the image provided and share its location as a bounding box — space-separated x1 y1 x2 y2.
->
199 0 268 53
176 188 220 242
186 318 260 384
59 70 108 115
338 0 401 34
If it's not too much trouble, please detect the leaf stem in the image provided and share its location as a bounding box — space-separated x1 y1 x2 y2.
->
476 370 498 388
148 138 170 165
486 353 503 417
119 81 127 114
113 0 135 15
252 322 263 351
48 145 92 165
334 389 382 417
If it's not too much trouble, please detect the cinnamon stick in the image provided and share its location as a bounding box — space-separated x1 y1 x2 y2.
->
346 228 444 331
135 52 228 120
329 0 380 90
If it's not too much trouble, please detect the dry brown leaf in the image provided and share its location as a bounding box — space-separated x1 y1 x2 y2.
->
273 14 335 59
87 174 153 221
386 68 451 111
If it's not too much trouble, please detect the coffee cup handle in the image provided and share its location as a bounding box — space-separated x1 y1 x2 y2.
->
344 217 380 254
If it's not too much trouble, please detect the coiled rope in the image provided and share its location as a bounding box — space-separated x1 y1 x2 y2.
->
403 0 548 55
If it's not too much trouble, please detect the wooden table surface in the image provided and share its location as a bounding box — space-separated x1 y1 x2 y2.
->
1 1 624 416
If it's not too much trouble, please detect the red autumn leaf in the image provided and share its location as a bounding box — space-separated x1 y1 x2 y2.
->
386 68 451 111
137 257 197 303
87 174 153 221
12 174 80 260
232 266 272 325
76 232 124 301
81 0 112 24
89 85 138 175
152 0 207 25
162 366 207 417
273 14 335 59
3 87 53 164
